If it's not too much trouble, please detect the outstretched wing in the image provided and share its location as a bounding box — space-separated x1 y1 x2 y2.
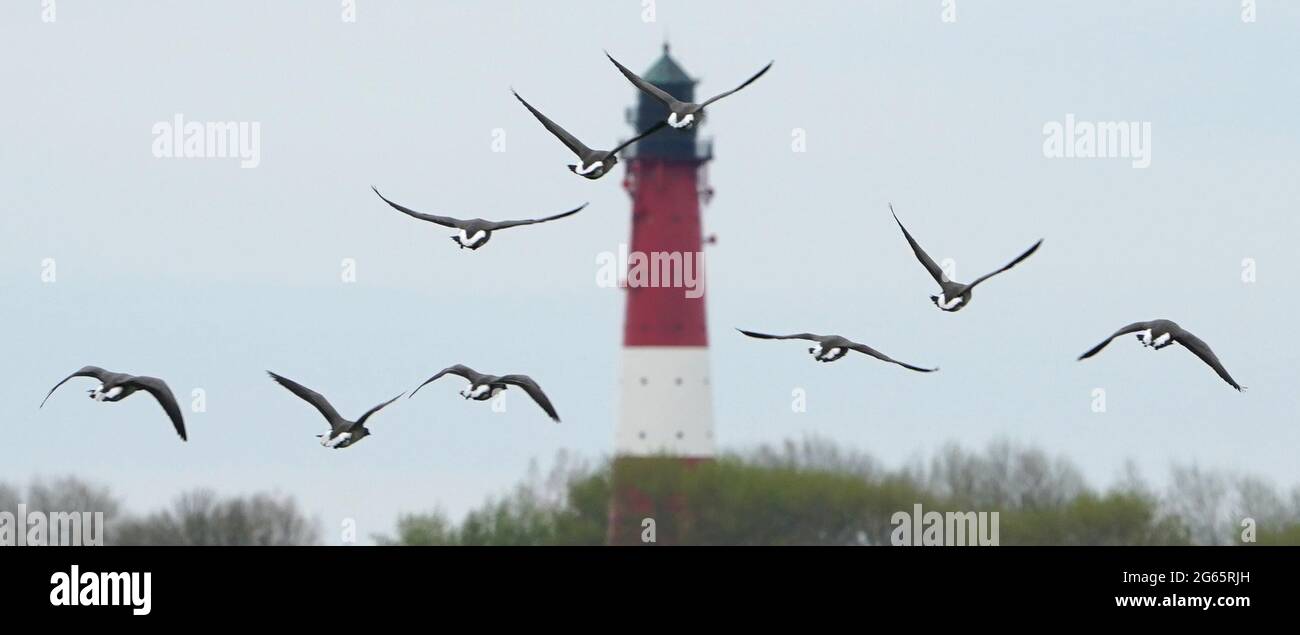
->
605 52 680 106
410 364 485 398
512 90 591 158
608 121 669 155
498 375 560 422
124 376 187 441
489 203 588 231
736 329 822 342
700 61 773 107
41 365 111 408
1077 321 1154 360
267 371 342 427
968 239 1044 289
1175 329 1244 391
354 393 405 428
845 342 938 373
371 187 463 228
891 206 947 285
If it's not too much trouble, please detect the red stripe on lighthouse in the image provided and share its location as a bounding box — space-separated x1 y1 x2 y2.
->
622 161 709 347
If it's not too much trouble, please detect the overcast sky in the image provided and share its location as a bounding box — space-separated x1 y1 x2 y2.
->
2 1 1297 544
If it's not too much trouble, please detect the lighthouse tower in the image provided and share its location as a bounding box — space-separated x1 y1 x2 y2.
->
608 45 715 545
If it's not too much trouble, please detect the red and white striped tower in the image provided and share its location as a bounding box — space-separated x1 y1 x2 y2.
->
608 45 715 545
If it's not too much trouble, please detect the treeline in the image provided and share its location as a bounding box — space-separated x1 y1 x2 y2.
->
378 440 1300 546
6 439 1300 545
0 479 318 546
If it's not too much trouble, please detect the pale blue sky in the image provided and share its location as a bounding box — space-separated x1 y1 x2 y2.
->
2 1 1297 543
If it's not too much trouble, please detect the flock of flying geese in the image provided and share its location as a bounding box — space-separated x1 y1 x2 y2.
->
737 207 1245 395
37 49 1244 448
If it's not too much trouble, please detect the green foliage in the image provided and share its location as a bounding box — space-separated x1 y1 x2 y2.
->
1253 525 1300 545
999 492 1191 545
376 439 1300 546
376 454 609 546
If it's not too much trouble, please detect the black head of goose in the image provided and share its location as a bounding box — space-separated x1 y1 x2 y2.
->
267 371 403 449
891 205 1042 312
409 364 560 422
737 329 937 372
40 365 187 441
372 187 585 250
512 90 666 180
605 51 772 130
1077 319 1245 391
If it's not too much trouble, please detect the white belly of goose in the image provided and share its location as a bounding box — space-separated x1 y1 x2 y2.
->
574 161 603 175
460 229 487 246
322 432 351 448
936 294 964 309
668 112 695 128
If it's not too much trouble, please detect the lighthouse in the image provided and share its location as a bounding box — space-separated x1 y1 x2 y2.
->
608 45 715 545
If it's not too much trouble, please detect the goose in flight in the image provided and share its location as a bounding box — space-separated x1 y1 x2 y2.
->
409 364 560 422
512 90 667 180
267 371 403 448
40 366 187 441
891 205 1042 312
371 187 586 250
1077 319 1244 391
606 51 772 129
737 329 937 372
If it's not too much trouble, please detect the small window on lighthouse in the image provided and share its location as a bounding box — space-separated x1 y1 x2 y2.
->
675 431 684 440
639 377 649 386
674 377 683 386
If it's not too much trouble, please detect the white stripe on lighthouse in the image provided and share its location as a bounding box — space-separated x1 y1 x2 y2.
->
616 346 715 457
